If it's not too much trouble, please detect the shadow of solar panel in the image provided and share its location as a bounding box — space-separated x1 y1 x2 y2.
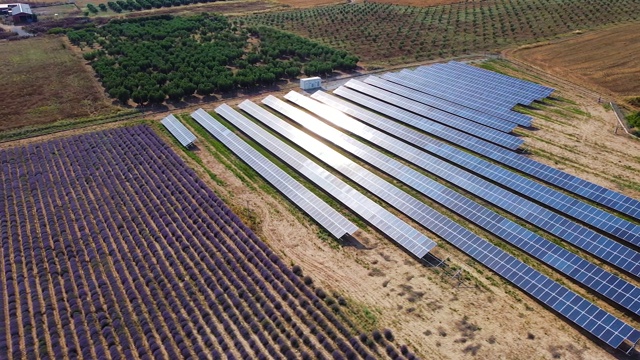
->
343 79 524 150
329 86 640 222
310 91 640 248
190 108 357 239
161 114 196 148
212 102 436 258
383 70 532 126
253 93 640 352
288 90 640 316
363 75 518 133
321 89 640 277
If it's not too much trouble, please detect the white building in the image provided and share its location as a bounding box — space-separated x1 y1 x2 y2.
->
300 77 322 90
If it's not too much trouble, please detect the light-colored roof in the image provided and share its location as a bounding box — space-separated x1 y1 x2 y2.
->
11 3 31 15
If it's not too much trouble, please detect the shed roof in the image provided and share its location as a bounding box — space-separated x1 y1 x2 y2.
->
11 3 31 15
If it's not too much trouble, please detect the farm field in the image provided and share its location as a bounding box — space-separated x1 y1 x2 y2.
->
509 23 640 106
2 0 640 355
367 0 473 6
0 125 419 359
68 14 357 106
81 0 284 18
271 0 342 9
0 37 115 132
32 4 82 19
1 58 640 359
243 0 640 65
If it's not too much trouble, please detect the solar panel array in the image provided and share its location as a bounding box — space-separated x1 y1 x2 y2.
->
363 75 518 132
343 79 524 150
329 87 640 276
214 101 437 258
190 108 358 239
223 94 640 351
414 66 535 110
330 85 640 221
445 61 554 100
283 90 640 316
161 114 197 147
383 70 532 126
182 61 640 352
311 91 640 248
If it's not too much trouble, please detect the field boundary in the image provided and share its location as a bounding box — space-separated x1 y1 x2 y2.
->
611 102 639 139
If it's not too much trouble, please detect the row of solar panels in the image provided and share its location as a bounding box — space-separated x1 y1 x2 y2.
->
406 61 553 123
166 63 640 352
189 98 640 353
162 113 360 240
339 78 640 221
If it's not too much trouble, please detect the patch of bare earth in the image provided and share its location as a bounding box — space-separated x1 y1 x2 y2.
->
510 23 640 104
368 0 476 6
0 36 115 131
270 0 344 8
121 0 282 17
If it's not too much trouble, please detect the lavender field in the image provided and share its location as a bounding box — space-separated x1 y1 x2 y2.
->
0 125 416 359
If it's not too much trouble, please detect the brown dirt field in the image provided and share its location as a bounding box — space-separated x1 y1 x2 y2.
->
510 23 640 103
271 0 344 8
31 4 82 18
99 0 282 18
0 36 116 132
367 0 473 6
2 58 639 359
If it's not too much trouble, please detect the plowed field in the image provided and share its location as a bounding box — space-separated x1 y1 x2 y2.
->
511 23 640 102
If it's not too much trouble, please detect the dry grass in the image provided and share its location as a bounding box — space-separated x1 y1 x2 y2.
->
100 0 281 18
512 23 640 103
32 4 82 19
0 36 115 131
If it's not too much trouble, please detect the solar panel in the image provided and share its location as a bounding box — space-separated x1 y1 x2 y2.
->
190 108 358 239
414 65 536 109
321 89 640 276
447 61 554 98
284 90 640 316
363 75 518 133
428 63 547 104
212 102 436 258
329 86 640 221
161 114 196 148
343 79 524 150
250 95 640 352
383 70 532 126
402 68 534 121
310 91 640 248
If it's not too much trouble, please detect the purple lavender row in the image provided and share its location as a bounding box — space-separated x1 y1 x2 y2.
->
0 125 418 360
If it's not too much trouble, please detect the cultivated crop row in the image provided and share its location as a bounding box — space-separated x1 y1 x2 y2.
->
0 125 416 359
244 0 640 64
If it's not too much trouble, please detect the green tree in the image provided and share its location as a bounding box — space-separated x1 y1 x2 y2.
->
131 89 148 105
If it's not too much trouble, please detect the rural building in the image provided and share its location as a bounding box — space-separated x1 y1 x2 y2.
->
0 3 15 15
300 77 322 90
1 3 34 23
